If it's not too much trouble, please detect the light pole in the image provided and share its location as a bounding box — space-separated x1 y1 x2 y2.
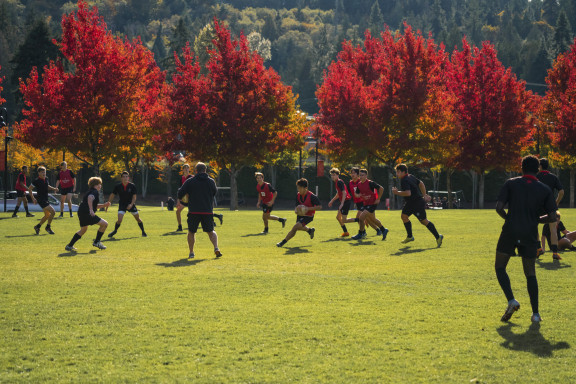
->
2 108 13 213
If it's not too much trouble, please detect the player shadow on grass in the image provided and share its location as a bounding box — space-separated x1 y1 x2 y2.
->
282 246 310 254
241 232 269 237
389 246 436 256
58 250 98 257
103 236 140 242
5 234 48 238
497 323 570 357
161 231 187 236
536 258 572 271
348 240 377 246
156 258 207 267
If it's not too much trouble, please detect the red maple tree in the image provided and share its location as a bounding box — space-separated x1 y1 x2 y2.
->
157 20 307 209
316 24 452 167
446 39 535 208
16 1 166 174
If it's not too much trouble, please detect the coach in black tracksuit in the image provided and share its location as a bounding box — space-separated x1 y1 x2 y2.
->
177 162 222 259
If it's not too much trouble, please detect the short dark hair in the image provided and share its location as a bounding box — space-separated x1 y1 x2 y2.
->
359 168 368 175
296 178 308 188
21 165 28 171
350 167 360 175
196 162 207 173
121 171 129 177
539 158 549 170
329 168 340 175
88 177 102 188
38 166 46 173
396 164 408 174
522 155 540 174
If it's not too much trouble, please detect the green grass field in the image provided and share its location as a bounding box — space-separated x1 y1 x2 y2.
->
1 206 575 383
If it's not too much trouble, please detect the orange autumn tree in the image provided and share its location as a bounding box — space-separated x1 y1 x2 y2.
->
16 1 166 175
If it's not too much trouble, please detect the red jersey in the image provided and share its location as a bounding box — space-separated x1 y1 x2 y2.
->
57 169 75 188
297 191 318 217
356 179 381 205
181 174 193 186
257 182 276 205
349 179 362 203
15 172 27 191
335 179 351 201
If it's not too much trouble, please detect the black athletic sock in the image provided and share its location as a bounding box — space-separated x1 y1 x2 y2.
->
278 239 287 246
426 221 440 239
138 222 144 231
354 218 359 222
95 230 104 242
24 205 30 214
13 205 19 214
264 227 269 232
69 233 82 246
404 221 413 237
526 275 539 313
496 267 514 302
551 244 559 253
379 226 385 232
114 222 121 231
341 225 348 232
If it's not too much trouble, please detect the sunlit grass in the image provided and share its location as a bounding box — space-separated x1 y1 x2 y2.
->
1 207 575 382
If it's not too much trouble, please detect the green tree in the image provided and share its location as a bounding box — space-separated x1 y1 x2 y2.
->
554 10 573 55
542 0 560 25
368 1 384 36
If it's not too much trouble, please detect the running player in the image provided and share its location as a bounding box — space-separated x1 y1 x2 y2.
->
65 177 111 251
328 168 353 237
12 165 34 218
55 161 76 218
277 178 322 247
28 166 59 235
255 172 286 234
176 164 223 231
392 164 443 247
495 155 557 323
351 169 388 240
107 171 147 238
536 158 564 260
348 167 380 236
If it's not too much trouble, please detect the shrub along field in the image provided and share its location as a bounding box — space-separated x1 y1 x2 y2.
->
1 207 575 382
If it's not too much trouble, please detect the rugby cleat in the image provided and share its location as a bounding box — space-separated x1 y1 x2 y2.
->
436 234 444 248
308 228 315 239
188 253 195 259
26 213 35 217
65 245 77 252
45 227 55 235
34 225 40 235
401 236 415 244
214 249 222 258
536 248 544 258
501 299 520 322
92 241 107 250
351 233 363 240
531 313 542 323
142 232 147 237
376 228 382 236
382 228 389 241
215 214 223 225
280 218 287 228
340 232 350 237
108 230 117 238
553 253 562 260
176 225 183 232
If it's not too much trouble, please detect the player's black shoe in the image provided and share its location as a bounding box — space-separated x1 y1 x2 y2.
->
176 225 183 232
381 228 389 241
142 232 147 237
26 212 35 217
34 225 40 235
280 218 287 228
309 228 315 239
215 249 222 258
108 230 117 238
45 226 55 235
215 214 223 225
59 212 64 218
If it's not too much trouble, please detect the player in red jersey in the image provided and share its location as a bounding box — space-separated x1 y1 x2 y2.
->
55 161 76 218
328 168 353 237
255 172 286 234
348 167 380 236
277 178 322 247
351 169 389 240
12 165 34 218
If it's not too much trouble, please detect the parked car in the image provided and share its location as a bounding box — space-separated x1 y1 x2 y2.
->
0 191 79 212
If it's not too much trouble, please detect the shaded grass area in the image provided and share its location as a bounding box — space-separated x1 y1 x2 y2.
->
1 207 575 382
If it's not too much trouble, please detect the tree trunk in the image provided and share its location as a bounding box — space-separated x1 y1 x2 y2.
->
571 169 575 208
479 171 485 209
165 163 172 198
469 170 477 209
229 165 241 211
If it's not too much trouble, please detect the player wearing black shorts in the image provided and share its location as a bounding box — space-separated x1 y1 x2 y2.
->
536 158 565 260
277 178 322 247
12 165 34 218
328 168 353 237
177 162 222 259
106 171 147 238
255 172 286 234
495 155 557 323
347 167 381 236
29 166 59 235
65 177 110 251
392 164 443 247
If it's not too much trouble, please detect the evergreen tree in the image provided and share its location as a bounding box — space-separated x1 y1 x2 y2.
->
525 38 551 86
431 0 447 37
542 0 560 25
151 25 167 68
554 10 573 54
368 1 384 36
559 0 576 34
261 13 280 41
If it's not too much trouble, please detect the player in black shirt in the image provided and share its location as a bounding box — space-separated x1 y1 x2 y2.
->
65 177 111 251
541 212 576 252
495 155 557 323
392 164 443 247
536 158 565 260
28 166 59 235
106 172 147 238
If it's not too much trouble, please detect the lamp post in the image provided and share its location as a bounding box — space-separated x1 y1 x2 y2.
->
2 108 13 213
